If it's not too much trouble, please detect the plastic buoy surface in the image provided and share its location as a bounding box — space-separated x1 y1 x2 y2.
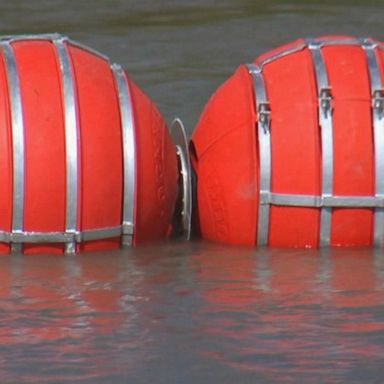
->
191 36 384 248
0 34 178 254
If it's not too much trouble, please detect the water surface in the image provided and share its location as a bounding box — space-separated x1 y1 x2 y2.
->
1 244 384 383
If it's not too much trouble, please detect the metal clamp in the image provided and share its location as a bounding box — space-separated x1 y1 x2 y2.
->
319 88 332 117
373 90 384 117
258 102 271 133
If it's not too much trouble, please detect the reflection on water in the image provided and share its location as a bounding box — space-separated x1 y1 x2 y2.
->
1 244 384 383
193 247 384 383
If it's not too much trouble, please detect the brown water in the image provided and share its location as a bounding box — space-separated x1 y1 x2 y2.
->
1 1 384 383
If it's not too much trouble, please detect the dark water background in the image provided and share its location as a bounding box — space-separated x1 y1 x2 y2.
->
1 1 384 383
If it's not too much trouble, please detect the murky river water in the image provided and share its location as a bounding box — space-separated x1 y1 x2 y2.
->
1 0 384 382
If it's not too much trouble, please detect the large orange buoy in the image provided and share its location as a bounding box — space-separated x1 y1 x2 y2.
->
191 36 384 248
0 34 191 254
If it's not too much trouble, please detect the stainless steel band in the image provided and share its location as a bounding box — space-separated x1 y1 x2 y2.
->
0 34 137 252
260 193 384 208
361 38 384 246
248 37 384 247
111 64 136 247
306 40 333 246
258 38 365 70
0 33 108 61
0 226 124 244
54 37 80 254
247 64 271 246
1 41 25 253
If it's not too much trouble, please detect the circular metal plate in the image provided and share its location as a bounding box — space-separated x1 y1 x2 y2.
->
170 118 192 240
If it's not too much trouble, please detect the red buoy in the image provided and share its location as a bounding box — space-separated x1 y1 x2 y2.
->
191 36 384 248
0 34 185 254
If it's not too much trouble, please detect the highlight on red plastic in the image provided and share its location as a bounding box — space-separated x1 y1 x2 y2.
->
0 34 179 254
191 36 384 248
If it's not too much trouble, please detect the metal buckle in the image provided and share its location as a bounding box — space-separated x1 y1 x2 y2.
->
319 88 332 117
258 102 271 133
373 89 384 117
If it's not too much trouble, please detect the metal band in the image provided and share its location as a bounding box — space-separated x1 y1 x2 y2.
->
259 38 360 70
2 42 25 253
0 33 63 43
247 64 271 246
259 43 307 68
361 39 384 246
80 226 122 242
312 38 360 47
111 64 135 247
54 37 79 254
260 192 384 208
306 40 333 247
0 34 109 62
0 226 123 244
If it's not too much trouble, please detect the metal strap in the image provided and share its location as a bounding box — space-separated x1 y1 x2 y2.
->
111 64 135 247
0 226 123 244
0 33 62 43
54 37 79 254
259 43 307 69
1 42 25 253
361 39 384 246
306 40 333 247
259 38 360 70
247 64 271 246
261 192 384 208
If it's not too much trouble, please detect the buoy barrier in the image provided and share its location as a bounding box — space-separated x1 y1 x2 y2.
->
191 36 384 248
0 34 191 254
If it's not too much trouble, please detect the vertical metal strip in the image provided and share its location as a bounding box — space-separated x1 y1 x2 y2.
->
111 64 135 247
307 41 333 247
361 39 384 246
54 38 79 254
1 42 25 253
247 64 271 246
